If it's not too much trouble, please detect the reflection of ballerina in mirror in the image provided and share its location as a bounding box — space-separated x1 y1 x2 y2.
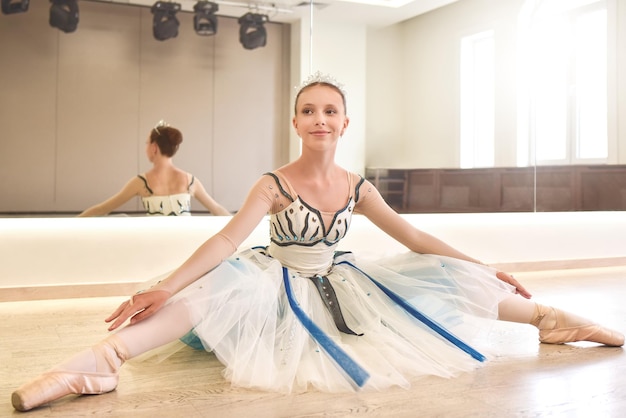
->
12 73 623 412
78 120 230 217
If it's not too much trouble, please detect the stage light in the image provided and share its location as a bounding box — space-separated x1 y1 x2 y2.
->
49 0 78 33
151 1 181 41
1 0 29 15
193 1 218 36
238 12 268 50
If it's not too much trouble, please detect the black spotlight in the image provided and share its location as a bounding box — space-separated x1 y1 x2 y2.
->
151 1 181 41
49 0 78 33
1 0 29 15
238 12 268 50
193 1 218 36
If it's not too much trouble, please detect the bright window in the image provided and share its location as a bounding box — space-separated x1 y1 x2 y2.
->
520 0 608 165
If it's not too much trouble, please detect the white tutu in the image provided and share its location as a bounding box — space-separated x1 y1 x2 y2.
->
163 247 515 393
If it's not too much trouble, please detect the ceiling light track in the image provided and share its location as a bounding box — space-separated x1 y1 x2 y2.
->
1 0 289 49
86 0 293 16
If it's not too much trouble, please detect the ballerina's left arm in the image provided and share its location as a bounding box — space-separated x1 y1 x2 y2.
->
354 178 532 299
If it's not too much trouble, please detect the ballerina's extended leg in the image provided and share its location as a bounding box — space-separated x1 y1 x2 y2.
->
11 334 128 412
498 296 624 347
11 298 196 411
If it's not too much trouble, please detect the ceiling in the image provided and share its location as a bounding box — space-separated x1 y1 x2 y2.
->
90 0 458 28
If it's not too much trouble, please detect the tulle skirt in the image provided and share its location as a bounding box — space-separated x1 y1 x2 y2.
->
164 248 516 393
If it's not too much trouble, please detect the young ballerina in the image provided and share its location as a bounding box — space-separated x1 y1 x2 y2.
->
12 73 623 412
78 121 231 217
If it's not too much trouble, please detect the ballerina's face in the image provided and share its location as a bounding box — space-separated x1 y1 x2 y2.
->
292 84 349 150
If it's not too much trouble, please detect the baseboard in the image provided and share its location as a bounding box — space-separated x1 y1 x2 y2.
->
490 256 626 273
0 282 145 303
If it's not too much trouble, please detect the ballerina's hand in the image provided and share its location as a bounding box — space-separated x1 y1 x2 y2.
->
496 271 532 299
105 289 171 331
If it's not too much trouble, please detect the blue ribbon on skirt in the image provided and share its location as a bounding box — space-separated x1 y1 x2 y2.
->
281 267 370 388
337 260 486 362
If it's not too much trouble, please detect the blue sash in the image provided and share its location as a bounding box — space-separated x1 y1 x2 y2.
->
281 267 370 388
337 260 486 362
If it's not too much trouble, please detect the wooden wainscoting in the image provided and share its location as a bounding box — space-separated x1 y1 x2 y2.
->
366 165 626 213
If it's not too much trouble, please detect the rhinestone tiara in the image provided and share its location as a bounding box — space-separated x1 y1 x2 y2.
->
154 119 169 129
295 71 346 97
153 119 170 135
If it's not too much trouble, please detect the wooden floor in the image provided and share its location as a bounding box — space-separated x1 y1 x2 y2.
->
1 266 625 417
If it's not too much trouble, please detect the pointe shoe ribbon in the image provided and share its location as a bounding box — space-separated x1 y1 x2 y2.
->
11 370 119 412
535 305 624 347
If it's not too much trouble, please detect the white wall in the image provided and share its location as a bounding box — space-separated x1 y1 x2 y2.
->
365 25 406 168
289 19 368 176
618 0 626 163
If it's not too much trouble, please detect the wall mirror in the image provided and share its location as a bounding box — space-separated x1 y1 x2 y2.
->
0 0 624 217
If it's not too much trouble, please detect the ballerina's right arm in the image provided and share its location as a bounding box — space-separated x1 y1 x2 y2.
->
105 175 279 330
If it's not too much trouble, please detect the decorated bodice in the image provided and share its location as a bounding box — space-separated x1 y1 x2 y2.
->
141 194 192 216
265 172 363 276
138 174 193 216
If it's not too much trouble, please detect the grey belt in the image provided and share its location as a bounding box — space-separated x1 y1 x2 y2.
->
308 274 363 336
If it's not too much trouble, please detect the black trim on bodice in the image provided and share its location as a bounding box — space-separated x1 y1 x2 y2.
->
263 172 295 201
137 174 194 216
137 175 154 195
263 172 359 248
137 174 196 195
354 175 365 203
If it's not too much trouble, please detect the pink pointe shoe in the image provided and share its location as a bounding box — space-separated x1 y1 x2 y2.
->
11 335 128 412
11 370 119 412
532 304 624 347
